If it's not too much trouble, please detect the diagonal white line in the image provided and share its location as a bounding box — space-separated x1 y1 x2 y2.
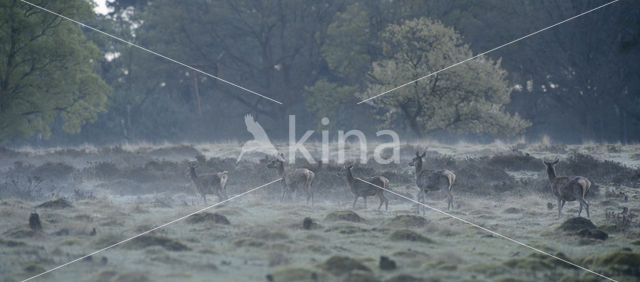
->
357 0 621 104
21 178 283 282
355 177 617 282
19 0 283 105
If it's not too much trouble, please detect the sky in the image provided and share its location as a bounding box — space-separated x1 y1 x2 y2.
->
93 0 111 15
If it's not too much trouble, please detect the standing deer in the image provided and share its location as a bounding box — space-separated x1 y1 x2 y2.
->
543 159 591 218
345 164 389 210
188 162 228 205
267 155 315 205
409 152 456 214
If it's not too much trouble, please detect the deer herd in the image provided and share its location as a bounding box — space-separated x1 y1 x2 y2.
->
188 151 593 219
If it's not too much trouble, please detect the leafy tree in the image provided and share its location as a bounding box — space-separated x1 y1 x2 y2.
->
305 79 358 130
321 3 371 83
0 0 110 142
360 18 530 138
305 3 381 132
133 0 343 135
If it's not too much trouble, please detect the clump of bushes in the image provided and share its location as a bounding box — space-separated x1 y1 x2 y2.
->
581 249 640 276
84 161 120 180
488 152 540 171
32 162 75 180
560 153 639 186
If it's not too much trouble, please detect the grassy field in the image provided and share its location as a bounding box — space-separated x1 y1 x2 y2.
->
0 142 639 281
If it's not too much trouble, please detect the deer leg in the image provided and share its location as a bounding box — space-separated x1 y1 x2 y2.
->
585 201 590 218
421 190 428 215
363 196 368 209
308 181 314 206
291 187 296 201
202 194 207 205
352 196 358 209
582 198 590 218
578 200 583 217
383 193 389 211
308 178 315 206
305 184 312 205
219 184 228 200
384 183 389 211
558 199 566 218
416 189 426 214
443 187 453 210
214 187 222 202
379 191 388 211
281 186 287 202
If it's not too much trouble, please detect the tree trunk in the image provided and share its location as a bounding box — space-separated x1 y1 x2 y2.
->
192 73 201 116
408 116 425 140
622 110 628 144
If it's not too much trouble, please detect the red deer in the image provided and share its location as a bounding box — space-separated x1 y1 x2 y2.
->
409 152 455 214
345 164 389 210
543 159 591 218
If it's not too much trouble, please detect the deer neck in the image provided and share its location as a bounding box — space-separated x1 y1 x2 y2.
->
277 162 285 177
346 167 355 186
546 166 556 181
189 167 198 181
415 159 423 174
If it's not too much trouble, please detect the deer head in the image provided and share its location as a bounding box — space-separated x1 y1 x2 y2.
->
409 151 426 167
543 158 560 180
266 154 285 169
543 158 559 167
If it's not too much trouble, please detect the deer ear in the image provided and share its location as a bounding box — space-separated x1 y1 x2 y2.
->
415 151 420 157
421 152 426 158
552 159 559 165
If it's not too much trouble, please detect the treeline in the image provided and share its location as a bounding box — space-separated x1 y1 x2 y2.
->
1 0 639 145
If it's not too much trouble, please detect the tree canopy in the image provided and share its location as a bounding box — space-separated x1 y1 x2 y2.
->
0 0 110 142
361 18 530 138
1 0 639 144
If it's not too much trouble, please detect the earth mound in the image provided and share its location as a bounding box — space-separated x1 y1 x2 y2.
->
557 217 608 240
581 249 640 275
557 217 596 232
129 235 190 251
325 210 363 223
36 198 72 209
318 255 371 276
186 212 230 225
383 215 427 228
389 230 434 243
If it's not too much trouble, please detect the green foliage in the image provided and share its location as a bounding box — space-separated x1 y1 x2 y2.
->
389 229 434 243
581 249 640 276
322 3 371 82
306 3 378 132
2 0 636 144
360 18 530 138
0 0 110 142
305 79 357 130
